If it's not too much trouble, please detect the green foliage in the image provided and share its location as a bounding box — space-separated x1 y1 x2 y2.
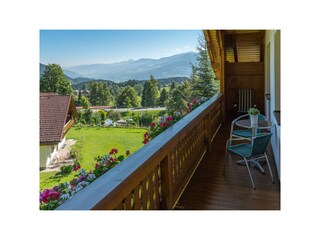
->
159 88 169 107
98 110 107 122
141 75 160 107
81 109 92 123
116 86 139 108
60 165 73 174
90 112 101 125
40 64 73 95
107 110 121 121
191 33 220 98
88 81 111 105
139 112 154 127
166 86 187 114
79 96 91 109
248 107 260 115
133 84 143 96
70 141 83 163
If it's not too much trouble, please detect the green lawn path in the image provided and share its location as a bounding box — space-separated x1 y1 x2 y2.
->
40 127 146 191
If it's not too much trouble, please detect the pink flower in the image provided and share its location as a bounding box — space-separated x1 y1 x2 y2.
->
150 122 156 127
160 122 167 128
166 116 173 121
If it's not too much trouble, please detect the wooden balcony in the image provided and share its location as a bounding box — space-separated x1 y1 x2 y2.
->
57 93 280 210
175 120 280 210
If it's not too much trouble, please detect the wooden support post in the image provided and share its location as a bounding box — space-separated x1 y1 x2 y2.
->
205 113 212 152
160 153 173 209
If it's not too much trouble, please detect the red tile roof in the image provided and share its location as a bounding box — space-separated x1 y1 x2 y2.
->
40 93 74 144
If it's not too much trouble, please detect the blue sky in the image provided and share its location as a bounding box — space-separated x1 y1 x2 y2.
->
40 30 202 67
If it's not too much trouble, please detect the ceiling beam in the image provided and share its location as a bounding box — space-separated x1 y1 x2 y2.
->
232 34 238 62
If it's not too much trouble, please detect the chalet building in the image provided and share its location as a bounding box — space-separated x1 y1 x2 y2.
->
57 30 280 210
40 93 78 170
74 89 90 97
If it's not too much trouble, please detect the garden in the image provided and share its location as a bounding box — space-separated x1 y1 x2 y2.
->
40 127 146 191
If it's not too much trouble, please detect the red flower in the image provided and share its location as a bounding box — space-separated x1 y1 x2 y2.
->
126 150 130 156
150 122 156 127
160 122 167 128
143 139 149 144
95 163 99 169
166 116 173 122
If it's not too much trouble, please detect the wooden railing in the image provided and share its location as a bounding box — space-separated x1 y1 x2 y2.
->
57 94 224 210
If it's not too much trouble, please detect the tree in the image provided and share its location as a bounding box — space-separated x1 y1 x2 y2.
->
159 88 169 107
88 81 111 106
181 80 192 102
166 86 187 114
79 96 91 109
169 81 176 95
116 86 139 108
40 64 73 95
191 33 220 98
141 75 160 107
133 84 143 96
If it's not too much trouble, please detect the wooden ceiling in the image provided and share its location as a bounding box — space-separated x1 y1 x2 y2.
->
204 30 265 63
203 30 265 79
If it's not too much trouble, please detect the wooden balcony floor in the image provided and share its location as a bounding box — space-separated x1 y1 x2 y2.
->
175 120 280 210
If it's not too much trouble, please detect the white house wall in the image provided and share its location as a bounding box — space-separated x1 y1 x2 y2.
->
265 30 281 179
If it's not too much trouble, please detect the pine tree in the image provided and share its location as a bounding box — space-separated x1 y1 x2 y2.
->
116 86 139 108
159 88 169 107
166 86 187 114
141 75 160 107
191 33 220 98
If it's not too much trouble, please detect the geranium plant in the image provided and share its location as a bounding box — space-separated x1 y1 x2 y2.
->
39 148 131 210
143 97 207 144
247 107 260 115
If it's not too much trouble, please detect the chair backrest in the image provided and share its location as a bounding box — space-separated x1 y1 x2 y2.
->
251 133 272 156
237 89 255 113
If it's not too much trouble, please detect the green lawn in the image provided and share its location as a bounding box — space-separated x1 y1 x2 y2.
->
40 127 146 191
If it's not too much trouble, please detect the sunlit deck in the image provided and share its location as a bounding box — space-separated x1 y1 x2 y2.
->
175 119 280 210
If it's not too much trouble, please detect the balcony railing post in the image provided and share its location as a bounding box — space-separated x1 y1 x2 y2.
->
205 112 212 152
160 153 173 209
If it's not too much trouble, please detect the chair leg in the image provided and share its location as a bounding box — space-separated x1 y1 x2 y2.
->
264 153 275 183
244 157 256 189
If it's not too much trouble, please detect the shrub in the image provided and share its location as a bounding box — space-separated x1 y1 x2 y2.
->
107 110 121 121
60 165 73 174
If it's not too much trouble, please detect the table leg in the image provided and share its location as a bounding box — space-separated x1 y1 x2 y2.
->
237 159 266 174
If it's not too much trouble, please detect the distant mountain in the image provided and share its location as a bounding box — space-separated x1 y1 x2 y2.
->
62 51 197 82
71 76 189 90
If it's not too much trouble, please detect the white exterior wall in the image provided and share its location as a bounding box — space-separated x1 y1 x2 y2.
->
39 137 66 169
265 30 281 179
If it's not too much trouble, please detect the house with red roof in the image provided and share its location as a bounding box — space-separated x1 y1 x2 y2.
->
40 93 78 170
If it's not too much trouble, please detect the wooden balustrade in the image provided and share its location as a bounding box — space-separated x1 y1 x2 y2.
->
57 93 224 210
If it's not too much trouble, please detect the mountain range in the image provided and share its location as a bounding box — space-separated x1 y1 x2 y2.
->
59 51 197 82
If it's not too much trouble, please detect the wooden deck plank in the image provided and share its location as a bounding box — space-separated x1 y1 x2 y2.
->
175 120 280 210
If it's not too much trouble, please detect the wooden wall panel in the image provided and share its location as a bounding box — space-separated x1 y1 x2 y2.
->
225 62 264 117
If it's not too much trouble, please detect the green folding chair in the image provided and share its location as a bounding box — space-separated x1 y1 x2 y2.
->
230 114 266 141
224 133 274 189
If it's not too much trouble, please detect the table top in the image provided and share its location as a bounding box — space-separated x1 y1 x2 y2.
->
235 119 274 129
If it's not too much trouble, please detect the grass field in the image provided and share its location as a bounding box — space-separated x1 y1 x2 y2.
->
40 127 146 191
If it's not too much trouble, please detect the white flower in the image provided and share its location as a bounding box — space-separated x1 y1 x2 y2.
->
78 169 87 176
60 194 70 201
78 181 89 188
74 185 84 193
87 174 96 181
